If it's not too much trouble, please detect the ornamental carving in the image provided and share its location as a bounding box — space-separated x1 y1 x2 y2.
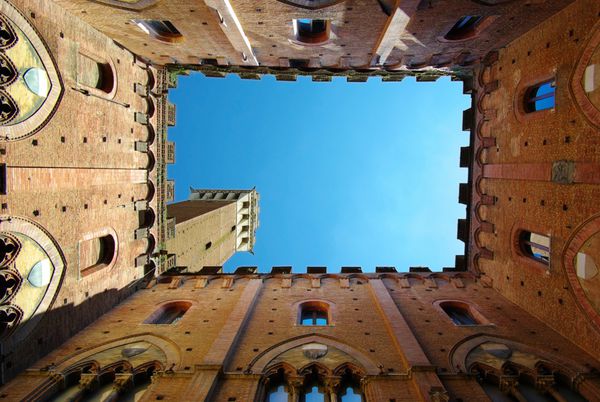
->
551 160 575 184
0 233 20 267
0 304 23 338
0 15 17 50
0 52 17 87
0 5 63 137
0 269 21 304
0 89 18 124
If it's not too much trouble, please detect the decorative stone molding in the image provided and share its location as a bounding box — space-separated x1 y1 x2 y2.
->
0 2 63 140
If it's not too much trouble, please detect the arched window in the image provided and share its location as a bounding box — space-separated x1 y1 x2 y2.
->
77 53 115 94
263 366 291 402
519 231 550 265
524 80 555 112
435 300 490 326
299 301 329 326
133 20 184 43
301 383 325 402
265 384 289 402
293 19 330 45
444 16 483 41
338 367 364 402
440 301 478 325
144 301 191 324
79 234 116 277
277 0 342 9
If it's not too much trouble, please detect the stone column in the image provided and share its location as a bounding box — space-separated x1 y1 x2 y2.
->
66 373 97 402
102 373 132 402
287 376 304 402
499 377 527 402
324 376 341 402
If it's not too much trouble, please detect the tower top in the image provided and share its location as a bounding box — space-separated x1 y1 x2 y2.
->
189 188 260 253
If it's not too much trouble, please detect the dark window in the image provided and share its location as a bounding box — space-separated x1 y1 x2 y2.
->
133 20 184 43
524 80 555 112
441 303 477 325
300 305 328 326
77 54 115 93
144 301 191 324
444 16 483 40
0 164 6 195
294 19 330 44
519 231 550 265
79 234 116 276
438 301 482 326
289 59 310 68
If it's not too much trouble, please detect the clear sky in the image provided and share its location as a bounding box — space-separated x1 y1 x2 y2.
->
168 73 470 273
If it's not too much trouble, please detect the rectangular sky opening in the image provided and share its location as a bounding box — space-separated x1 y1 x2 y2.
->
168 73 470 273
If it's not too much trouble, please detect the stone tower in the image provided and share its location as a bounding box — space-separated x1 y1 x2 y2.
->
164 188 259 272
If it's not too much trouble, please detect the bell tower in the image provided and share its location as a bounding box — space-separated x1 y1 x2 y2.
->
164 188 259 272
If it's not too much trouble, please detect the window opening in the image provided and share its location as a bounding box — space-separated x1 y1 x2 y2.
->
340 386 362 402
440 302 477 325
144 302 191 324
79 234 116 277
301 307 328 326
266 384 289 402
444 16 483 40
301 384 325 402
524 80 555 112
0 163 6 194
133 19 184 43
293 19 330 44
519 231 550 265
77 54 115 93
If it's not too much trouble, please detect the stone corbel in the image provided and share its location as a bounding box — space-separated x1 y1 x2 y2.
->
78 373 98 390
429 386 449 402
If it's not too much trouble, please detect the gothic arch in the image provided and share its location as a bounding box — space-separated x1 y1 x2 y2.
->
45 334 180 372
249 334 380 375
0 2 63 140
570 19 600 129
450 334 589 375
0 216 65 346
562 212 600 333
24 337 169 402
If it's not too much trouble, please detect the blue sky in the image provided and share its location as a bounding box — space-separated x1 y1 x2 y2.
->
168 73 469 273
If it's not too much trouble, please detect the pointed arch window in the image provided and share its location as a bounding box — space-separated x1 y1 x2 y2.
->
444 16 483 41
524 80 555 112
519 231 550 265
266 384 289 402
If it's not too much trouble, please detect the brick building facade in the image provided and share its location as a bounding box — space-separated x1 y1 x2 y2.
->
0 0 599 400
